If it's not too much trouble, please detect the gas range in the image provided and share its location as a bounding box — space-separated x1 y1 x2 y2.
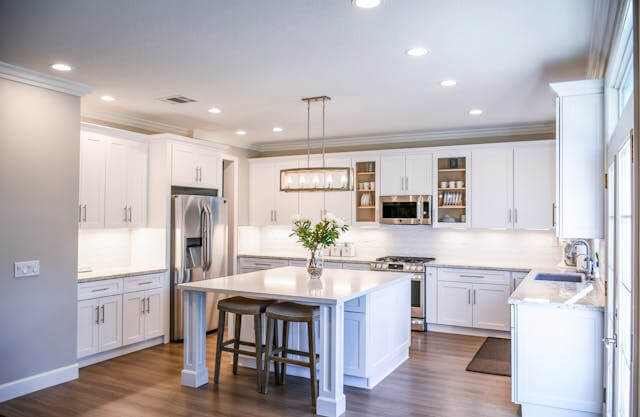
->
370 256 435 272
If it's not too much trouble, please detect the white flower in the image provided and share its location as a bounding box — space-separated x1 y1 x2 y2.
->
291 214 301 222
334 216 345 228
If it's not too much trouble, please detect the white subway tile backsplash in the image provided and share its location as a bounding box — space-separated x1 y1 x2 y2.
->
78 228 165 271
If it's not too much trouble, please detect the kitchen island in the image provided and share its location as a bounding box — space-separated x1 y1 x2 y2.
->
178 266 411 417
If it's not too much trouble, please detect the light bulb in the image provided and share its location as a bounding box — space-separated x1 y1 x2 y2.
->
326 174 333 188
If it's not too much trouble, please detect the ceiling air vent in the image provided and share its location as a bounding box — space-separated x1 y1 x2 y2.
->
159 95 197 104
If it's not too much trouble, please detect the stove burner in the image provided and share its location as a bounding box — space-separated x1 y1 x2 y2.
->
375 256 435 263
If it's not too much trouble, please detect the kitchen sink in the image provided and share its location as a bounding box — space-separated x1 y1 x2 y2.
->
534 273 584 283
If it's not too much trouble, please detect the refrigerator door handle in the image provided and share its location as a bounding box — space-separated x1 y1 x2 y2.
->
201 204 212 272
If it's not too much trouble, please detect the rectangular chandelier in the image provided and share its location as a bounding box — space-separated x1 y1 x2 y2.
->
280 167 353 192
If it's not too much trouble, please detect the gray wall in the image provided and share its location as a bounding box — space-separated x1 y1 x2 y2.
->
0 78 80 384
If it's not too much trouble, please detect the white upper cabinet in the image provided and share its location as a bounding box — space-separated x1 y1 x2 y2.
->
274 160 300 225
171 143 220 190
513 144 555 230
472 148 513 229
380 152 431 196
105 139 148 228
249 159 299 226
551 80 604 239
79 133 107 228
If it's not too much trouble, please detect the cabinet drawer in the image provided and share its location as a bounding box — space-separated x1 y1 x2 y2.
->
124 273 163 292
341 262 371 271
325 261 343 269
78 278 123 300
437 268 510 285
238 257 289 270
345 296 366 313
289 259 307 267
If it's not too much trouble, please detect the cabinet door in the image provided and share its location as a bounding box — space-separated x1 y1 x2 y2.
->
144 289 164 339
198 151 220 189
343 312 366 377
126 141 148 227
472 283 510 331
471 148 513 229
99 295 122 352
77 299 100 358
274 160 299 225
104 140 128 228
514 145 555 230
79 135 106 228
172 145 198 187
323 156 351 224
425 267 438 324
380 153 405 195
437 281 473 327
122 291 146 346
405 153 432 195
249 162 275 225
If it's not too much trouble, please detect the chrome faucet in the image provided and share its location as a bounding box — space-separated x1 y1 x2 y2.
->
569 239 594 280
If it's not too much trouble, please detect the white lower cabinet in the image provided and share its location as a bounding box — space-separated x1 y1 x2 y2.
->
123 288 163 346
471 284 510 331
77 295 122 358
437 281 473 327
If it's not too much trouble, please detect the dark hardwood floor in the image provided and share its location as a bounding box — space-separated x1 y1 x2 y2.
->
0 332 519 417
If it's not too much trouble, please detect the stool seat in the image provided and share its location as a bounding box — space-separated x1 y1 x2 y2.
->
218 296 276 315
266 302 320 322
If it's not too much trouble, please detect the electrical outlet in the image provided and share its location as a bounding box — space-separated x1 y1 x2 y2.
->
14 260 40 278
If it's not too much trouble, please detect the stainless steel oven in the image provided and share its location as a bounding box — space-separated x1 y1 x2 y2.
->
380 195 431 225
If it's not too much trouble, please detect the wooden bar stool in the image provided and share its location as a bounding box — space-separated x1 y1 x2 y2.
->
214 296 277 392
262 302 320 410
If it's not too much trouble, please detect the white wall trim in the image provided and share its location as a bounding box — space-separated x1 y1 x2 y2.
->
82 109 192 136
0 61 91 96
78 336 164 368
193 128 260 151
550 79 605 97
150 132 229 151
586 0 621 79
0 363 79 402
252 122 555 153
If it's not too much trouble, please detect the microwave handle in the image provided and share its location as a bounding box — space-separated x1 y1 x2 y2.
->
417 196 423 221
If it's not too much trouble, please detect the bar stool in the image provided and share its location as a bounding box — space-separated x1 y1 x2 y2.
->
262 302 320 410
214 296 277 392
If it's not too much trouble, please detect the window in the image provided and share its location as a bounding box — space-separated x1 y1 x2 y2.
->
618 61 633 115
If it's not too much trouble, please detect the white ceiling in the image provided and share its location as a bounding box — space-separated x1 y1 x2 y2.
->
0 0 594 147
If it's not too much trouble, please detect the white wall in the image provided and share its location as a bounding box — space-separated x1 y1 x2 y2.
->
239 225 563 268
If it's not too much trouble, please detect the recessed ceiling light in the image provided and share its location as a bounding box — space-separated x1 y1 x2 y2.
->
236 130 247 135
352 0 381 8
100 95 115 102
469 109 483 116
406 47 429 57
272 127 283 133
208 107 221 114
50 63 72 71
440 80 457 87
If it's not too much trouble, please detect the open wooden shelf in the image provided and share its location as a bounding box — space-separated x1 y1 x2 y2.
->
438 168 466 172
357 206 376 209
438 187 466 191
356 172 375 176
439 205 466 209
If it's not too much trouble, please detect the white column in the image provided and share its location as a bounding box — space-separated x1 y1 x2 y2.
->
317 302 346 417
181 290 208 387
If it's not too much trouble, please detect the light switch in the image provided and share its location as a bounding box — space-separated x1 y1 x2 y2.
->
14 260 40 278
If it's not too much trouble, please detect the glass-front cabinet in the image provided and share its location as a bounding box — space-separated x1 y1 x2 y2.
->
351 153 379 224
433 151 471 228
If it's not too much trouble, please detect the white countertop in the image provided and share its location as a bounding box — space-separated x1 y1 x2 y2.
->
238 252 562 272
508 268 605 311
78 266 167 282
178 266 410 304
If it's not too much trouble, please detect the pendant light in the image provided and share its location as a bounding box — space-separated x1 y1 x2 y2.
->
280 96 353 192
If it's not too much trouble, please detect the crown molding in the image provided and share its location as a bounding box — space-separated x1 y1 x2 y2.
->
586 0 620 79
81 109 192 136
0 61 91 96
550 79 604 96
192 128 260 151
252 122 555 153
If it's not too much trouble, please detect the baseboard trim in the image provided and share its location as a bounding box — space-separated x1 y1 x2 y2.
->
427 323 511 339
0 363 78 403
79 336 164 368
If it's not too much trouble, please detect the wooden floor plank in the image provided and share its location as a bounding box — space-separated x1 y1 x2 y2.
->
0 331 519 417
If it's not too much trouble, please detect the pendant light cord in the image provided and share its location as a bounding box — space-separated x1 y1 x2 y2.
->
306 99 311 169
322 97 326 168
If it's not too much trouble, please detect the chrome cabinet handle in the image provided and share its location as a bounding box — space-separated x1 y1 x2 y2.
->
473 290 476 305
401 177 404 191
82 205 87 222
467 289 471 304
552 203 556 227
146 297 150 314
508 208 512 223
274 210 278 223
128 206 132 222
141 297 146 314
79 205 82 222
195 167 199 183
124 206 128 222
95 306 100 324
460 274 484 279
137 281 153 286
405 176 408 191
270 209 274 222
91 288 108 293
514 208 518 224
101 305 105 323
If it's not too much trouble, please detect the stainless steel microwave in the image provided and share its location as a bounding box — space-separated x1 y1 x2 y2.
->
380 195 431 225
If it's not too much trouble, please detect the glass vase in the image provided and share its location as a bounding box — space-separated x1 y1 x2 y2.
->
306 248 324 279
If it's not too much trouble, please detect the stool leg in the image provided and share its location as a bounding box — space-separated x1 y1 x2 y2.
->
233 313 242 375
263 317 275 394
253 314 263 393
273 320 280 385
307 320 317 410
281 320 289 385
214 311 226 384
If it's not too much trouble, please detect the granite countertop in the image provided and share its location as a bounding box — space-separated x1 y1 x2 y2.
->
238 253 562 272
78 266 167 283
179 266 409 303
508 268 605 311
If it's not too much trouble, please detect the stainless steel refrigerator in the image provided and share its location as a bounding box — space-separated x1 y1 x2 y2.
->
170 187 228 342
